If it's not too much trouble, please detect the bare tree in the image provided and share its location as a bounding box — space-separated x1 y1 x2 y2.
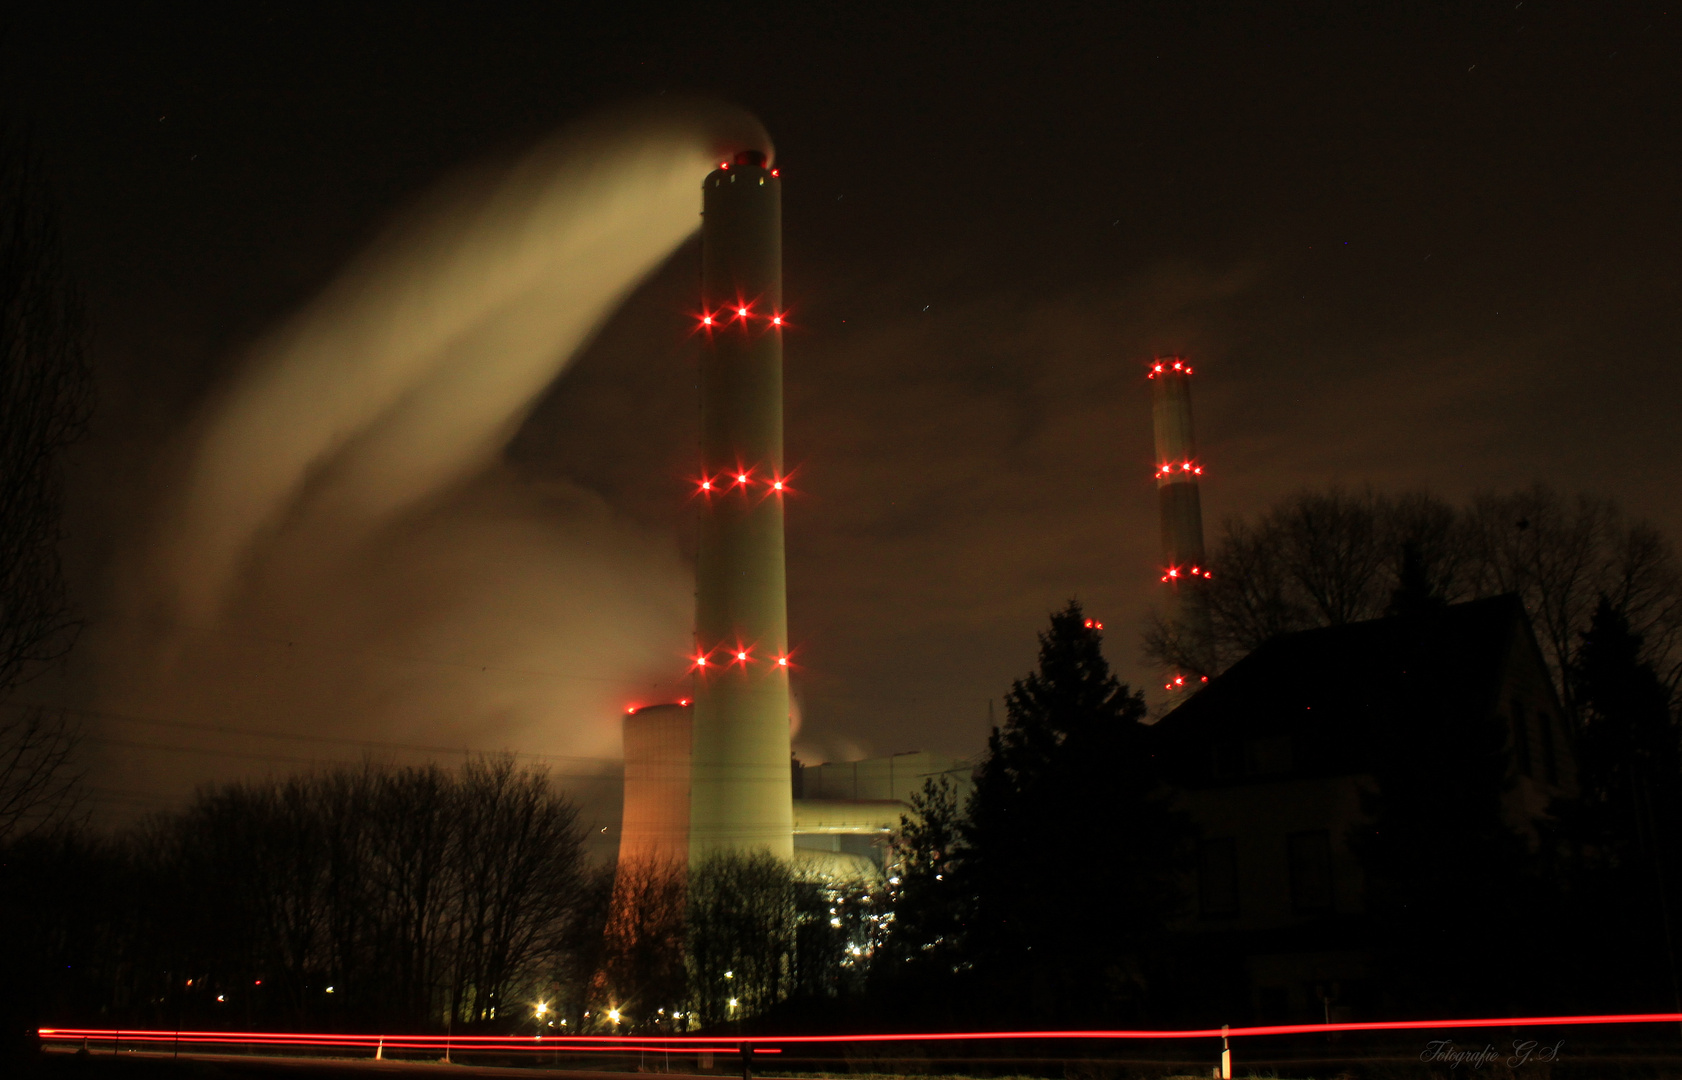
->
597 858 688 1029
1145 483 1682 716
446 754 586 1025
0 126 92 841
685 851 798 1026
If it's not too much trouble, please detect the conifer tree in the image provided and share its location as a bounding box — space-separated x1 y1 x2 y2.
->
881 777 966 983
963 600 1189 1020
1559 597 1682 1010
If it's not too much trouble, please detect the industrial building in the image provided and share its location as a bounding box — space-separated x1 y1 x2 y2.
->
618 700 969 883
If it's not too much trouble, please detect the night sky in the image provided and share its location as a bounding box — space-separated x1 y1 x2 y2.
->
9 3 1681 825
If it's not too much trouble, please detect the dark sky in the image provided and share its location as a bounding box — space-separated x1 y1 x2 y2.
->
9 3 1682 818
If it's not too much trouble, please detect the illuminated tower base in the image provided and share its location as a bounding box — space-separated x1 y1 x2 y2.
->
689 150 794 863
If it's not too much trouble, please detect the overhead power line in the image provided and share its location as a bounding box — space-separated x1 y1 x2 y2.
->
0 698 618 766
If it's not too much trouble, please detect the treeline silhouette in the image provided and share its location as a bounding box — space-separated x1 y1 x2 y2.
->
2 757 597 1035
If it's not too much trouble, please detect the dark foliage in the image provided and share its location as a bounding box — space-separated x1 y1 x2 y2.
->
0 126 93 843
0 757 591 1036
1550 598 1682 1012
960 600 1192 1022
1145 486 1682 717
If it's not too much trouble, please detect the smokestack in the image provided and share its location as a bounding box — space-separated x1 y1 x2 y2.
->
689 149 795 862
1150 357 1212 681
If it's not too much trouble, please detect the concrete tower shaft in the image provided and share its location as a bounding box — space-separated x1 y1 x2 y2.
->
1151 358 1207 579
690 151 794 862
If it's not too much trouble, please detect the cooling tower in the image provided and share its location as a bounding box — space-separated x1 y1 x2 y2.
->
1151 357 1212 681
618 703 693 872
688 149 795 862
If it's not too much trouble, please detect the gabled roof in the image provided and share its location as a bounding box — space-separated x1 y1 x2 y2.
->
1154 594 1543 781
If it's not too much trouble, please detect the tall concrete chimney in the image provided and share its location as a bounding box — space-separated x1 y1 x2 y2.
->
689 149 794 862
1150 357 1212 682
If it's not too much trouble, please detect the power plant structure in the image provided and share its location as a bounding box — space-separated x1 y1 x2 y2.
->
1150 357 1213 687
620 696 966 882
613 149 967 884
688 149 796 863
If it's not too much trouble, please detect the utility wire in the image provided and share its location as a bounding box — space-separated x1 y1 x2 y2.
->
82 610 672 686
0 698 618 766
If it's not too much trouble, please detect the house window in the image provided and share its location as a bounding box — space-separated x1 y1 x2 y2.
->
1287 830 1333 915
1537 712 1559 785
1510 697 1532 777
1198 837 1239 918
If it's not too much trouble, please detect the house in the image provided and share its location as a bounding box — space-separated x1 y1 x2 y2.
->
1152 594 1573 1020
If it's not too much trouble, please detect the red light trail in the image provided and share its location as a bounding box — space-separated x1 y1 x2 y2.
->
39 1012 1682 1050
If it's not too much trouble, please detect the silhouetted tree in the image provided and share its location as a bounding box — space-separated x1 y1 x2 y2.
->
0 126 93 842
446 755 586 1025
1551 598 1682 1011
597 859 688 1029
880 777 967 986
1145 486 1682 716
966 600 1190 1021
109 758 591 1031
686 851 798 1026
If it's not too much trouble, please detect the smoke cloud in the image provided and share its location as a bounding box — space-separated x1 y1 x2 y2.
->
85 102 770 811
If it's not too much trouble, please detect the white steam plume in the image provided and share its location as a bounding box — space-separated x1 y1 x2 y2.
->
97 102 769 789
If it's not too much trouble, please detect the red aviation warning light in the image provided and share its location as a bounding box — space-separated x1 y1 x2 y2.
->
1083 618 1104 630
776 656 789 667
